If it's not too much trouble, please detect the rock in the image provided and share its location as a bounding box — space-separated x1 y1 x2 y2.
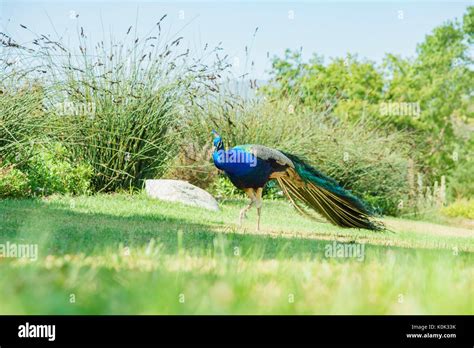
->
145 179 219 211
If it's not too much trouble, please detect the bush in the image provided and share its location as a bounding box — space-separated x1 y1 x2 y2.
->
20 143 93 196
1 20 227 192
58 88 181 192
208 174 284 200
442 199 474 219
448 156 474 200
209 175 245 199
163 142 218 189
0 165 30 198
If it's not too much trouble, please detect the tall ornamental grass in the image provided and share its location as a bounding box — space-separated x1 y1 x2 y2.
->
0 18 227 191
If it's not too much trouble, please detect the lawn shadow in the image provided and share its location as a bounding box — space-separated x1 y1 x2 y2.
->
0 198 463 263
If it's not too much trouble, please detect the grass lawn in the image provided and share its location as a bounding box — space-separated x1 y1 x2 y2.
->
0 193 472 314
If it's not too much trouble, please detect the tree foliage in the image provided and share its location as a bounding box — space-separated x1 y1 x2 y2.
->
261 7 474 188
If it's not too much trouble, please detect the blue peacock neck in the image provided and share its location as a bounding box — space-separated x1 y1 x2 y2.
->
212 138 225 170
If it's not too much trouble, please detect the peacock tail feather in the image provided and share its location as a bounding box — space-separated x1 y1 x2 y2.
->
276 152 384 231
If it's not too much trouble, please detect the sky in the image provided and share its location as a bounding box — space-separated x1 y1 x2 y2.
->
0 1 471 79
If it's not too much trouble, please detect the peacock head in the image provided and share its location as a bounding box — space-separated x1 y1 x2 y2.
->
211 130 224 151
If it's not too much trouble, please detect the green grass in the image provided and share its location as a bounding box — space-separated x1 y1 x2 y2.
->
0 193 472 314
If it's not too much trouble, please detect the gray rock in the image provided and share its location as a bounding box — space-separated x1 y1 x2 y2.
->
145 179 219 211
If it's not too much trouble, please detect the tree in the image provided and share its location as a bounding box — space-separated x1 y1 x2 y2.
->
261 6 473 184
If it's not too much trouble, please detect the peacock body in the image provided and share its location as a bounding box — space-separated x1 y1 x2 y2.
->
213 144 285 189
211 131 382 231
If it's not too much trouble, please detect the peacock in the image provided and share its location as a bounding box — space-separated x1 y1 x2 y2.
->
211 130 383 231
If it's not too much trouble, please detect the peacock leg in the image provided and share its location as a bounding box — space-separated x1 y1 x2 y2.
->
239 189 256 227
255 188 263 231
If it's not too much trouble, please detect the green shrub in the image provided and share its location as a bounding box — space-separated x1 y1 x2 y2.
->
0 165 30 198
209 174 283 200
448 156 474 200
442 199 474 219
23 144 93 196
58 90 181 192
1 21 226 193
163 142 217 190
209 175 245 199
